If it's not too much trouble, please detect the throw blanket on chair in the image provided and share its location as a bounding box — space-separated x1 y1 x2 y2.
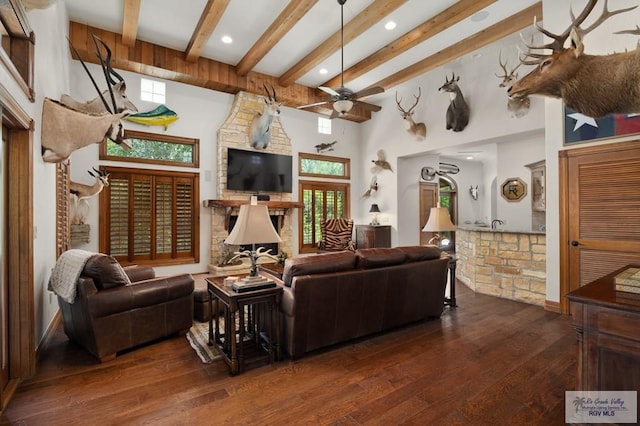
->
48 249 95 304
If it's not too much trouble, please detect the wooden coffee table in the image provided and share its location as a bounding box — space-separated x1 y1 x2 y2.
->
206 275 282 375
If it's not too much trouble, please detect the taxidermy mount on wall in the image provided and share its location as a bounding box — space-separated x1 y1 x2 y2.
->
508 0 640 118
395 88 426 140
250 84 283 149
496 52 530 119
438 73 470 132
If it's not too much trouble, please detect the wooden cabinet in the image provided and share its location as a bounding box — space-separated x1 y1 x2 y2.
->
567 266 640 393
355 225 391 249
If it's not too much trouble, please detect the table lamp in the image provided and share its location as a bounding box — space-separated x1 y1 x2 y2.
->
369 203 381 225
224 197 282 287
422 206 456 246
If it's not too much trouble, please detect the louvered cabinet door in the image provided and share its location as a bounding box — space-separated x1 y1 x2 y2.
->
566 143 640 292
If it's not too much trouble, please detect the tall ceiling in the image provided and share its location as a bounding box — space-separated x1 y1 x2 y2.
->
61 0 543 122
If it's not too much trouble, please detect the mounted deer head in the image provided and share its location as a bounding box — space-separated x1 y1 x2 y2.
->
438 73 470 132
496 52 530 119
249 83 283 149
69 167 110 224
508 0 639 118
395 88 426 140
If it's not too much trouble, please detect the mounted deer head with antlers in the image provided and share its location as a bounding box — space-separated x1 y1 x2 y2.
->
438 73 470 132
496 52 530 119
509 0 639 118
69 167 110 225
250 83 283 149
395 88 426 140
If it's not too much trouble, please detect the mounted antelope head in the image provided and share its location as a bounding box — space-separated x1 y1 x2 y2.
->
69 167 110 224
395 88 426 140
62 33 138 115
438 73 470 132
250 83 283 149
469 185 479 200
496 52 530 119
509 0 639 118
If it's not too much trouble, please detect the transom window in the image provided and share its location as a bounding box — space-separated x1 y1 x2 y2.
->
100 129 199 168
299 152 350 179
317 117 331 134
140 78 166 103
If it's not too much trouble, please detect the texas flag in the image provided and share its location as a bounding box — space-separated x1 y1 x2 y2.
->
564 106 640 144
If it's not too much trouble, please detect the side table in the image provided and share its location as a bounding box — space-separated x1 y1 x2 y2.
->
206 276 283 375
444 254 457 307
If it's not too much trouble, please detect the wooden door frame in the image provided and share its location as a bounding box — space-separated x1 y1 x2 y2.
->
419 181 438 246
559 139 640 314
0 84 34 410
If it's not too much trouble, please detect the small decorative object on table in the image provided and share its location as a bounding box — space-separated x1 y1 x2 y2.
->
615 267 640 294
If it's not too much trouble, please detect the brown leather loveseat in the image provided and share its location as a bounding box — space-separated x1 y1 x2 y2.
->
264 246 449 359
57 254 194 362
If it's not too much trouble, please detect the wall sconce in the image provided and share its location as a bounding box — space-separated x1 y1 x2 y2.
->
369 203 381 225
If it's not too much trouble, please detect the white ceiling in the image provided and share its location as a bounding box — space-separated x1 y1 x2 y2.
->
61 0 541 95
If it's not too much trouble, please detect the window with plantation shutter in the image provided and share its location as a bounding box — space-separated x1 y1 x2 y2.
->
298 181 350 253
99 166 199 266
56 160 70 256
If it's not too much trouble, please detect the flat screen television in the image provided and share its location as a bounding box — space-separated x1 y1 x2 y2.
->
226 148 293 193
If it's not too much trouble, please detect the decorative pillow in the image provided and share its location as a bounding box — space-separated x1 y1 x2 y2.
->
282 251 356 287
82 254 131 290
355 248 407 269
320 218 354 251
397 245 442 262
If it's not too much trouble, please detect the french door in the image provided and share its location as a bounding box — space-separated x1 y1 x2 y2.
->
0 126 7 394
298 181 350 253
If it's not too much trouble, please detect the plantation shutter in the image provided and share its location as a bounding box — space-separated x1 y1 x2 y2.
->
299 181 350 252
100 167 199 265
55 160 70 256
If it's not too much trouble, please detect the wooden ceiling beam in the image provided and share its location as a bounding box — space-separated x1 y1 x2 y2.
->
67 22 372 123
323 0 497 89
236 0 318 76
372 2 542 91
121 0 141 47
184 0 231 63
278 0 406 87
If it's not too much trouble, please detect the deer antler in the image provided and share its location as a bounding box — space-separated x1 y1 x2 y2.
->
395 88 421 114
571 0 637 38
263 83 277 102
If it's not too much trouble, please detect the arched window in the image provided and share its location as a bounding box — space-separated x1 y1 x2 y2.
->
439 175 458 252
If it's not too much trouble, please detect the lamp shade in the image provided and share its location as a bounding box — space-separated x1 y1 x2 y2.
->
224 204 283 245
369 204 381 213
421 207 456 232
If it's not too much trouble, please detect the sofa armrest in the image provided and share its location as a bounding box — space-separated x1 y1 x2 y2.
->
88 274 194 318
123 265 156 282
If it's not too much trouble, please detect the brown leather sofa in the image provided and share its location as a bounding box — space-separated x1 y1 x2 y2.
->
57 254 194 362
263 246 449 359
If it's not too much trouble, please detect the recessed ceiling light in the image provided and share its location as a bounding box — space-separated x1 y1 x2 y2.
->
466 156 474 160
472 53 482 59
471 10 489 22
385 21 396 30
319 68 328 75
221 35 232 44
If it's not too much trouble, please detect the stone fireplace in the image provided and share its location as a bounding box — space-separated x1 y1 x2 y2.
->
206 91 300 273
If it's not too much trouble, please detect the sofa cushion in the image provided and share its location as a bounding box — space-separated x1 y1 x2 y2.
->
282 251 356 287
397 245 443 262
355 248 407 269
82 254 131 290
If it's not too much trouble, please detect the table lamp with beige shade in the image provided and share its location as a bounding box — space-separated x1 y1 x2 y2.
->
421 205 456 246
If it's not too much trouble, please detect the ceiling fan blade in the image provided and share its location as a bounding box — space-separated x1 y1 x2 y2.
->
352 86 384 99
353 100 382 112
319 86 340 98
328 109 340 120
297 101 331 109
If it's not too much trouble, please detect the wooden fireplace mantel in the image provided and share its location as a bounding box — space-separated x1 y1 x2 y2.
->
204 199 304 230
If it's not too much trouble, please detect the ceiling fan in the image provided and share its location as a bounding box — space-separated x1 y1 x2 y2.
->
297 0 384 119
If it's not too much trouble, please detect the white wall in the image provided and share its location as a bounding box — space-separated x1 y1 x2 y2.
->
17 3 71 344
67 62 362 276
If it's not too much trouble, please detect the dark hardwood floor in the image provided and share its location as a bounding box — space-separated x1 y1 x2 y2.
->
1 283 575 425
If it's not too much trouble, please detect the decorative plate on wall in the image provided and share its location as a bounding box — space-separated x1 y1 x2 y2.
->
501 177 527 202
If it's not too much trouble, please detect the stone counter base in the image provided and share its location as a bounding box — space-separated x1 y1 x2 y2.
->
456 229 546 306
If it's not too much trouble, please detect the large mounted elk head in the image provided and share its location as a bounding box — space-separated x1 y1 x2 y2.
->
508 0 639 118
395 88 426 140
496 52 530 119
249 83 283 149
438 73 470 132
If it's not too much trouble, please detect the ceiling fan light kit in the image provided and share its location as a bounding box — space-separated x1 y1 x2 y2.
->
297 0 384 119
